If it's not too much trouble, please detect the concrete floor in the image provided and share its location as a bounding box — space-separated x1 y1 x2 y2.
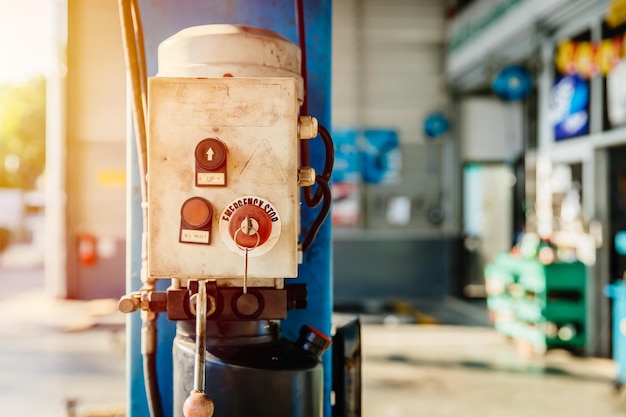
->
363 325 624 417
1 245 626 417
0 276 126 416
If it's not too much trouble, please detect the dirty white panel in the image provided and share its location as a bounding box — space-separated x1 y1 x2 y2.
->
147 77 299 283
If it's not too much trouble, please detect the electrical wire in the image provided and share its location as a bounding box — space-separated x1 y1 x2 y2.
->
300 129 334 251
298 125 334 251
295 0 317 207
304 124 334 208
302 175 332 252
118 0 148 200
143 353 165 417
295 0 335 251
118 1 163 417
295 0 333 199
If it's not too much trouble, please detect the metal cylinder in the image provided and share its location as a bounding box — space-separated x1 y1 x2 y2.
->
173 320 324 417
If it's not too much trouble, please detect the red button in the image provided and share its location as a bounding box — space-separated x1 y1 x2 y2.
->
228 205 272 249
181 197 212 228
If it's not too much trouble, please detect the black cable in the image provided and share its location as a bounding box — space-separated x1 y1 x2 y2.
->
294 1 333 251
302 175 332 252
304 124 335 208
318 125 334 183
143 353 164 417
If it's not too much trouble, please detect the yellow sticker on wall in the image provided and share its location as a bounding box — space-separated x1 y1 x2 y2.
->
97 169 126 188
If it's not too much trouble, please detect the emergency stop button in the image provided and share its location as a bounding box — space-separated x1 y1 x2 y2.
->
219 195 283 257
195 138 227 186
180 197 213 245
228 205 273 249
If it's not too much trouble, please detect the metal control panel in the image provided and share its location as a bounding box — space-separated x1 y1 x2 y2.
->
147 77 300 284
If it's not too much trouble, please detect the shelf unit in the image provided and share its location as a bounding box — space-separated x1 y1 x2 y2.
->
486 253 587 354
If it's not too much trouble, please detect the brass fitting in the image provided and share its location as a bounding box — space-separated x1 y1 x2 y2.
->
298 116 319 140
118 293 141 313
298 166 316 187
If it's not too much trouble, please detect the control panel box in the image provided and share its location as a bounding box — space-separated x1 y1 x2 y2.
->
147 77 300 283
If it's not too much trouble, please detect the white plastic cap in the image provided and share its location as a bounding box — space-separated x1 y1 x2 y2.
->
157 24 304 103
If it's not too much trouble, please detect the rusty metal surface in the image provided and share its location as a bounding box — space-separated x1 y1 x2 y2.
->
174 287 289 321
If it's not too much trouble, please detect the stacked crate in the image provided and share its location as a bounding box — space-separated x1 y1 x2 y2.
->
485 254 587 354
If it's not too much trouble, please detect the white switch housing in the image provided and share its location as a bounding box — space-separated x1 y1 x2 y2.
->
147 77 300 284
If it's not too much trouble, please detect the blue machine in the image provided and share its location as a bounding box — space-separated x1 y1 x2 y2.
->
123 1 338 416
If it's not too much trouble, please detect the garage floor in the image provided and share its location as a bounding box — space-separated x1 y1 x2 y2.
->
363 325 623 417
1 246 625 417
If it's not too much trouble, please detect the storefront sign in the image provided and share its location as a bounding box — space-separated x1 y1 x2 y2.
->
555 37 624 78
445 0 568 80
447 0 525 53
607 59 626 126
608 0 626 27
549 75 589 141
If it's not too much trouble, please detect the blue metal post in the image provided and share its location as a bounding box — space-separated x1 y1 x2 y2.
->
127 1 332 416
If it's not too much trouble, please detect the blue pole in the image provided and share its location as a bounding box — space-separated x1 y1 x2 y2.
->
127 2 332 416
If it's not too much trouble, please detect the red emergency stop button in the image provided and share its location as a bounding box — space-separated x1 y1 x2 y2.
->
228 205 272 249
219 195 283 256
180 197 213 245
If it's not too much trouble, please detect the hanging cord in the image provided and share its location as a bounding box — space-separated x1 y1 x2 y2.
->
119 0 148 195
301 175 332 252
118 1 163 417
295 0 335 251
141 314 164 417
300 126 334 252
295 0 316 207
307 125 334 207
